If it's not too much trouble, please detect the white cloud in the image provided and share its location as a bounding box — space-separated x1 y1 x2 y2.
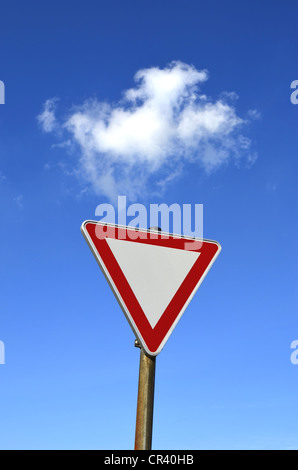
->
13 194 23 208
38 61 257 200
37 98 58 133
247 108 261 120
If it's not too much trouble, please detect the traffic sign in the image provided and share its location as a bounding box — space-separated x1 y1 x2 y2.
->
81 221 221 356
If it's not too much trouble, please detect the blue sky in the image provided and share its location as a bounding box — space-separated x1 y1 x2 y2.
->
0 0 298 450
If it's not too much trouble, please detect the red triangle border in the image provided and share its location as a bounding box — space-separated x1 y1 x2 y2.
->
82 221 221 356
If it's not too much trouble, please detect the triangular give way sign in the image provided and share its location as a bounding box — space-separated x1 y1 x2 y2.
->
81 221 221 356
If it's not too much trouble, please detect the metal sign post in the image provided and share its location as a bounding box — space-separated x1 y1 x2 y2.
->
134 340 156 450
134 226 160 449
81 221 221 448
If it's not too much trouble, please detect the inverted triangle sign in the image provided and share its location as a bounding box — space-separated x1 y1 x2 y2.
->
81 221 221 356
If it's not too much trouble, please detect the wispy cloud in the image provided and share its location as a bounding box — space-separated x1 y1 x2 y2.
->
37 97 59 133
13 194 23 208
38 61 257 201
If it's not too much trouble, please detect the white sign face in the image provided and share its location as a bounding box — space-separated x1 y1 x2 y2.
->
81 221 221 356
106 238 200 329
